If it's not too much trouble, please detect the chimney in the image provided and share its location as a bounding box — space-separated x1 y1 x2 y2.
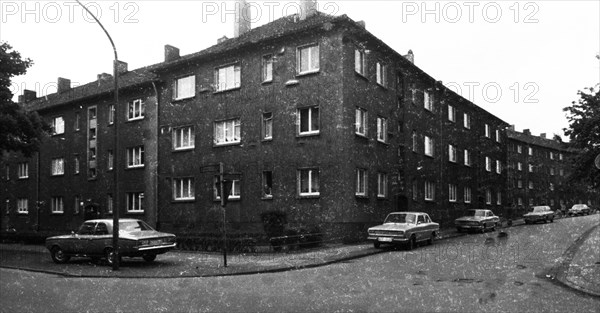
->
403 49 414 64
116 61 128 74
540 133 546 139
18 89 37 103
164 45 180 62
57 77 71 94
356 20 366 28
233 0 251 38
523 129 531 135
299 0 317 20
217 36 229 44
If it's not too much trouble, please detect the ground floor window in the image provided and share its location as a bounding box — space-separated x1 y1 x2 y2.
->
127 192 144 213
173 178 195 200
51 196 63 213
424 181 435 201
298 168 319 196
377 173 388 198
17 198 28 214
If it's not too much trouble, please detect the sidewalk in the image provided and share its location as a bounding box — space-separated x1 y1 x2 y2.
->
555 224 600 297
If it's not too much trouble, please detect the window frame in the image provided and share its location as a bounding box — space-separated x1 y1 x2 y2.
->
51 158 65 176
214 62 241 92
126 146 145 168
173 75 196 100
377 172 388 198
17 162 28 179
262 112 273 141
448 105 456 122
51 196 64 214
17 198 28 214
424 90 434 112
173 177 195 201
126 192 144 213
127 99 144 121
463 113 471 129
485 157 492 172
297 43 320 75
448 145 457 163
376 61 387 87
214 118 241 146
262 171 273 199
377 116 388 143
464 187 472 203
297 107 320 136
354 48 366 76
424 135 434 157
448 184 457 202
355 107 368 136
51 116 65 135
262 54 273 83
298 168 320 197
464 149 471 166
355 168 368 197
173 125 195 150
424 181 435 201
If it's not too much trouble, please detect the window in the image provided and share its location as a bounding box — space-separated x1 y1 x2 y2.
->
107 194 113 214
448 105 456 122
449 184 457 202
126 146 144 168
528 181 534 189
262 171 273 198
424 181 435 201
173 126 195 150
464 149 471 166
297 43 319 74
355 108 367 136
517 162 523 171
376 62 387 87
126 192 144 212
17 198 28 214
550 183 554 191
356 168 367 196
550 167 555 176
485 157 492 172
298 107 319 135
496 160 502 174
412 131 418 152
214 119 241 145
463 113 471 129
107 150 114 171
550 152 554 160
518 180 523 188
412 179 418 201
377 173 388 198
448 145 457 163
51 158 64 176
51 116 65 135
528 147 533 156
127 99 144 121
355 49 366 75
460 187 472 205
528 163 533 172
560 169 564 176
74 195 80 214
298 168 319 196
74 113 80 131
17 162 28 179
484 124 491 138
424 90 433 111
377 117 388 143
517 145 522 154
108 104 115 125
262 54 273 82
518 197 523 206
51 196 64 213
495 129 501 142
529 198 534 206
215 63 241 91
262 113 273 140
173 178 195 200
496 191 502 205
214 176 241 200
424 136 434 157
74 156 80 174
486 189 492 204
559 153 563 160
173 75 195 100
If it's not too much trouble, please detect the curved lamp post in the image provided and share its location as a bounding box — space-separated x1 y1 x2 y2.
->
75 0 120 270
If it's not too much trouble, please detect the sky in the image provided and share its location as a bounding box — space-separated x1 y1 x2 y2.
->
1 0 599 141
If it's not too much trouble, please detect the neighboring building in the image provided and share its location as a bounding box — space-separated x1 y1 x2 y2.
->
1 2 596 242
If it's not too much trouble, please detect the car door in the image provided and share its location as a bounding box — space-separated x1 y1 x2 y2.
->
89 222 110 255
74 222 96 254
416 214 427 241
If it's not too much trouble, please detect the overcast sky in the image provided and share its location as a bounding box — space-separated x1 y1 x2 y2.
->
2 1 599 140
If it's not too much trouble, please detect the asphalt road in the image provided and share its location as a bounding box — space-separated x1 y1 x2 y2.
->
1 215 599 313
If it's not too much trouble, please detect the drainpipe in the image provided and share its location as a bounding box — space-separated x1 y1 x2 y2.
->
152 81 160 230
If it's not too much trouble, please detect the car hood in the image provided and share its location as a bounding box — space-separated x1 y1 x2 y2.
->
46 234 76 241
523 212 546 216
455 216 485 222
120 230 175 240
369 223 414 231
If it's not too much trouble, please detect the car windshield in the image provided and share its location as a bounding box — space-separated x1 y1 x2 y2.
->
384 213 416 224
532 207 546 213
77 223 96 235
119 220 154 233
468 210 485 217
572 204 585 209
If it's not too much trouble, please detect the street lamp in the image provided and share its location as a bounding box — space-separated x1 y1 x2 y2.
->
75 0 121 270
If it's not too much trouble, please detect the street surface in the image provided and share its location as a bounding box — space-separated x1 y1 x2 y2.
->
1 215 599 312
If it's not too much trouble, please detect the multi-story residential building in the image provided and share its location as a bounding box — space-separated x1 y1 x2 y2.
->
1 1 595 242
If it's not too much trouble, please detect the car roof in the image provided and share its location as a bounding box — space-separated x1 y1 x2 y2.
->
84 219 141 223
388 212 427 215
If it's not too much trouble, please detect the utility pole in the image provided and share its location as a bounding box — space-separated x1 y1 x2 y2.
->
220 162 227 267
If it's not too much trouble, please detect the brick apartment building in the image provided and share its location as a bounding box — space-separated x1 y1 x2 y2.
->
1 1 596 241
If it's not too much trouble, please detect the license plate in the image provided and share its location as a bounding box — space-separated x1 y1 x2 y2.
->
378 237 393 242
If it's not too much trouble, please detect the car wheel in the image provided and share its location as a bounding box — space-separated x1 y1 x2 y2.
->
491 223 496 232
105 248 121 266
373 241 381 249
427 233 435 245
407 236 416 250
481 224 486 233
456 227 462 233
142 254 157 262
50 246 70 264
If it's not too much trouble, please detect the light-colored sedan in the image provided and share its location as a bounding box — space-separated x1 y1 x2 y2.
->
367 212 439 250
568 204 592 216
523 206 555 224
45 219 177 265
454 209 500 233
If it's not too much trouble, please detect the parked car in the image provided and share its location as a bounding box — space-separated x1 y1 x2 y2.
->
454 209 500 233
45 219 177 265
568 204 592 216
523 206 554 224
367 212 439 250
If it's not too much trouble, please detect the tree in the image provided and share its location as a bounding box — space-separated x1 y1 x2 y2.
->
0 42 51 157
563 86 600 188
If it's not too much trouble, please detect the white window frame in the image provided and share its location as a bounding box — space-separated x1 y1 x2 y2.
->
356 168 367 196
528 147 533 156
448 145 457 163
518 162 523 171
464 187 472 203
517 145 522 154
297 43 320 74
424 90 433 111
214 119 241 145
377 173 388 198
74 156 80 174
485 157 492 172
559 153 563 160
424 181 435 201
486 189 492 204
297 107 320 136
51 196 64 214
214 177 241 201
126 146 144 168
518 197 523 206
262 113 273 140
262 171 273 198
262 54 273 82
17 162 28 179
377 117 388 143
214 63 241 92
173 75 195 100
496 160 502 174
528 163 534 173
173 178 195 201
52 116 65 135
412 131 418 152
127 99 144 121
108 104 115 125
17 198 28 214
51 158 65 176
173 126 195 150
355 108 367 136
449 184 457 202
529 181 534 189
298 168 319 197
355 49 366 76
463 113 471 129
518 180 523 188
464 149 471 166
107 150 114 171
107 194 113 214
424 136 434 157
74 195 80 214
126 192 144 213
485 124 491 138
376 61 387 87
495 129 500 142
448 105 456 122
496 191 502 205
